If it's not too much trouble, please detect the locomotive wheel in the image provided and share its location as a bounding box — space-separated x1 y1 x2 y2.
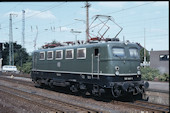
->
34 79 42 87
111 86 121 98
134 93 143 100
70 84 79 93
49 80 54 89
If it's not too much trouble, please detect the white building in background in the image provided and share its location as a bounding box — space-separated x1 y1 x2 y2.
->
150 50 169 74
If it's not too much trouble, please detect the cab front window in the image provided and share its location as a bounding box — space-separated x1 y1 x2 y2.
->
129 48 139 58
112 47 125 57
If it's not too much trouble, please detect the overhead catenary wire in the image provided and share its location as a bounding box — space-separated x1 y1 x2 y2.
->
0 2 165 32
1 15 167 43
23 21 78 38
21 2 66 20
0 2 67 30
0 2 168 52
107 2 156 15
128 33 168 38
0 2 21 23
0 1 164 32
1 14 167 38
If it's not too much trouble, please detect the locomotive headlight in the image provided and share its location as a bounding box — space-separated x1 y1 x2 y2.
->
115 66 119 71
137 66 140 70
137 70 141 75
115 71 119 76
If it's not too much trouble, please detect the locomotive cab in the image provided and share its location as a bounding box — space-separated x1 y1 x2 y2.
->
100 41 149 99
109 42 141 78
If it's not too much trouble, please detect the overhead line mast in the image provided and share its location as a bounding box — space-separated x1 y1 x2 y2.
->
22 10 25 48
144 28 146 67
34 26 38 50
85 1 91 42
9 13 17 65
9 14 13 65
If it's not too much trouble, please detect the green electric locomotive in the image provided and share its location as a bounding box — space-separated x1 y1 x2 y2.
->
31 15 149 100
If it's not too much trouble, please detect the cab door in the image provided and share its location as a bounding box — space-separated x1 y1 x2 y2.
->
92 48 100 79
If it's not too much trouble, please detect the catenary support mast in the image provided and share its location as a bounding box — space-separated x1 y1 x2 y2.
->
9 13 17 65
22 10 25 48
85 1 91 42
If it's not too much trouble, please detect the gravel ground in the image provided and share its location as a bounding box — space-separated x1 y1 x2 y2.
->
0 74 169 112
0 90 51 113
146 91 169 105
0 79 142 113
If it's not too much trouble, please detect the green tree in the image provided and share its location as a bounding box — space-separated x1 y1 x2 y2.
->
2 42 32 74
21 62 32 74
2 42 29 66
141 66 160 81
157 73 169 82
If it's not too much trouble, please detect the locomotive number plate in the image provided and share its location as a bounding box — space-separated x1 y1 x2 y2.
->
124 77 133 80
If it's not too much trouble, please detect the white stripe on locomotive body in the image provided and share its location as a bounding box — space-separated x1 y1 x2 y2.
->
32 69 137 76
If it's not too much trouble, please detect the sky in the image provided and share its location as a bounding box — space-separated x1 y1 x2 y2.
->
0 1 169 54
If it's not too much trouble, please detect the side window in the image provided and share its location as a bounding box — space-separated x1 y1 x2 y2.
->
112 47 125 57
160 54 169 61
94 48 99 56
66 49 74 59
39 52 45 60
129 48 139 58
77 48 86 59
47 51 53 60
56 50 63 60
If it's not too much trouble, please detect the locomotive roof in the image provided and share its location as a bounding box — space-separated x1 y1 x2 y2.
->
33 41 140 53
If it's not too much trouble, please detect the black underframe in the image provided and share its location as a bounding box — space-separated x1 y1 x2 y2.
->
31 70 141 88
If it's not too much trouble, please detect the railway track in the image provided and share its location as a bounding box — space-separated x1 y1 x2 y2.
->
146 88 169 94
1 72 31 78
0 86 63 113
0 75 169 113
0 85 101 113
0 75 33 86
113 100 169 113
2 72 169 94
135 100 169 112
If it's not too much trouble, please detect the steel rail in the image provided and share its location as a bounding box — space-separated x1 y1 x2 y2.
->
0 78 102 113
112 100 169 113
0 85 64 113
1 75 169 112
